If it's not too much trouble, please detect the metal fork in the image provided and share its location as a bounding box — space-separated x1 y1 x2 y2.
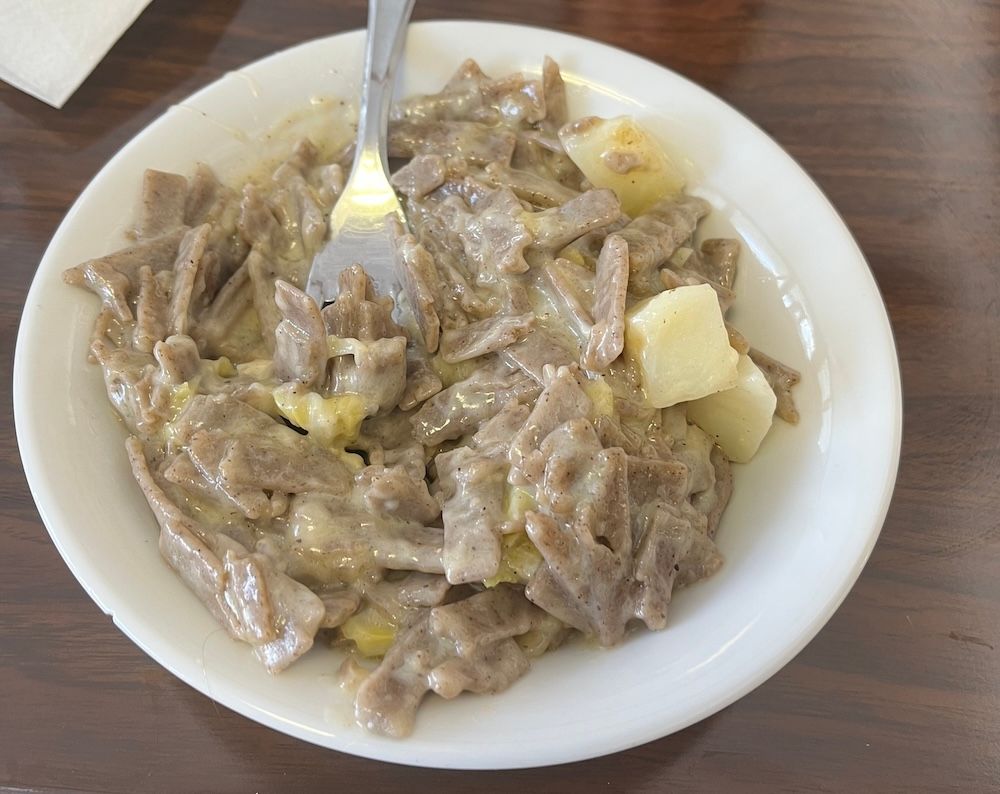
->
305 0 415 306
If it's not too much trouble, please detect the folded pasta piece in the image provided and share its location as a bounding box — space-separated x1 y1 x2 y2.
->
285 493 445 576
355 586 543 737
668 424 734 539
152 334 201 384
245 248 284 354
356 573 452 643
501 324 578 384
186 163 238 229
525 432 724 644
434 400 531 585
185 163 248 297
399 350 443 411
92 332 213 438
457 186 533 278
698 238 740 290
327 335 407 415
192 260 253 358
625 455 689 511
391 153 447 199
480 71 546 126
322 264 403 341
270 143 330 257
436 446 508 584
438 183 619 297
168 224 211 337
511 129 586 190
133 266 171 353
541 259 594 342
749 347 802 424
388 216 441 352
385 572 452 608
405 200 486 323
508 365 594 484
540 56 569 131
273 279 328 388
63 228 189 321
410 359 541 445
317 587 362 629
273 181 327 258
483 161 580 209
389 120 517 166
525 445 633 645
470 399 532 457
126 437 325 673
391 57 545 128
391 58 497 124
172 394 354 515
238 183 289 255
89 345 157 433
593 414 646 456
618 195 711 296
632 502 712 630
136 169 189 239
438 312 535 363
356 463 441 525
524 188 622 251
535 418 605 517
582 233 629 371
218 435 354 493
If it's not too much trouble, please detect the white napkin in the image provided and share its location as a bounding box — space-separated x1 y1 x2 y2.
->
0 0 153 108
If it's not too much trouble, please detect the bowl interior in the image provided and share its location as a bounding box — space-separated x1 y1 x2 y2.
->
14 21 900 769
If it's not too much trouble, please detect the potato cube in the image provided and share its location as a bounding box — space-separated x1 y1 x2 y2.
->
687 353 777 463
624 283 738 408
558 115 685 216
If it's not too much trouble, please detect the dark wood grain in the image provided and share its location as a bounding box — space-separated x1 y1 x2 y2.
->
2 0 999 790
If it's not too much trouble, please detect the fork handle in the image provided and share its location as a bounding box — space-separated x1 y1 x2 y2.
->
354 0 415 170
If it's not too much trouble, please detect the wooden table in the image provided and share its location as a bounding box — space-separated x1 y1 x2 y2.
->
3 0 998 790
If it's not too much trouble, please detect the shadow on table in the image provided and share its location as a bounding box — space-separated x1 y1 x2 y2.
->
167 670 723 788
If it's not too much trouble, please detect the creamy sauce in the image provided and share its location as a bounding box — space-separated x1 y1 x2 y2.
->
64 54 799 739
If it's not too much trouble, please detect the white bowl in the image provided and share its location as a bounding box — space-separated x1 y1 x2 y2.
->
14 21 901 769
